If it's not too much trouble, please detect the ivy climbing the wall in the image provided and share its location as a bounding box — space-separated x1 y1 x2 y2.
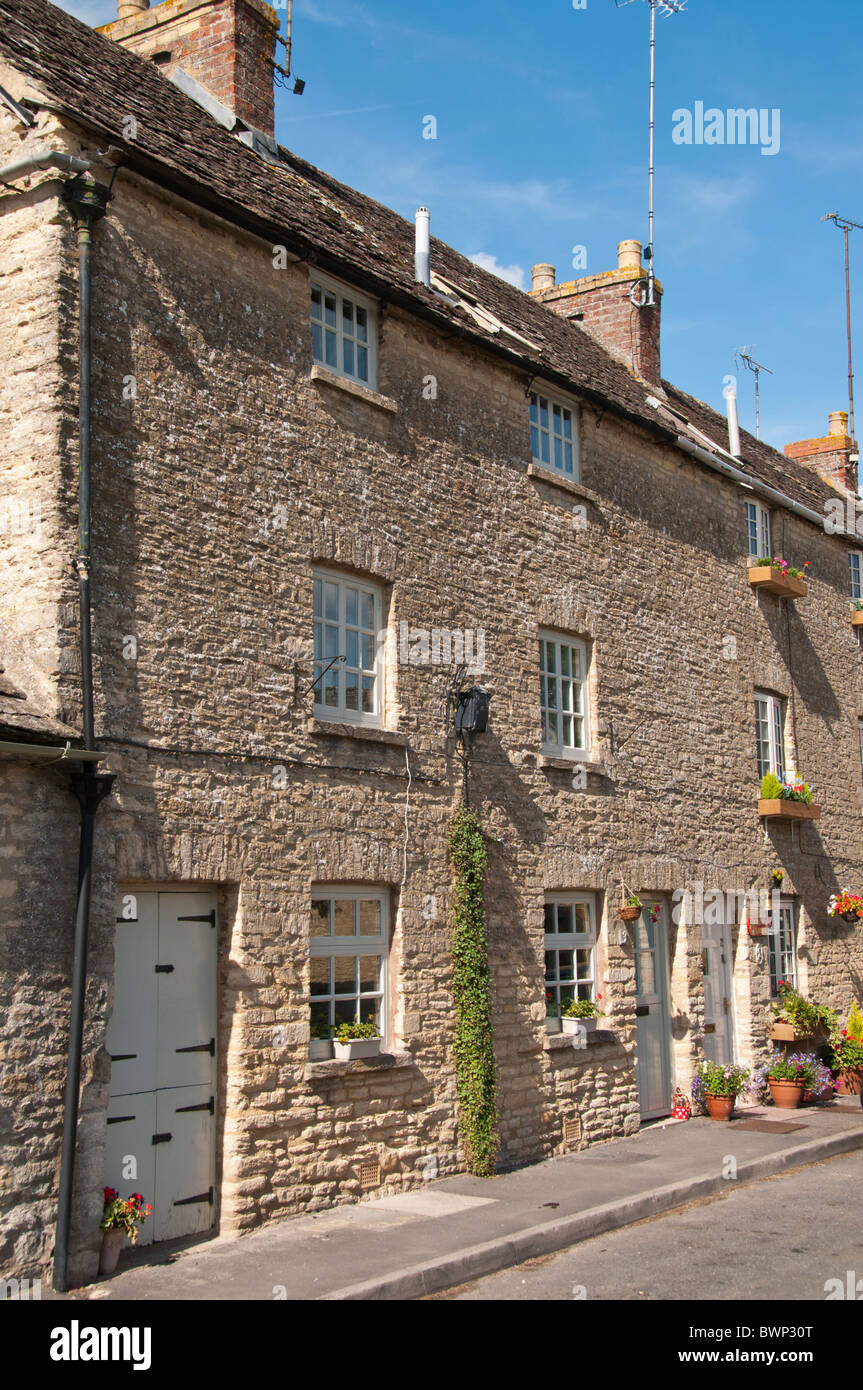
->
448 803 498 1177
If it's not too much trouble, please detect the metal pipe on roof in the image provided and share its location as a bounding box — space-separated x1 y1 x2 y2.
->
723 378 741 458
415 206 430 288
0 150 90 183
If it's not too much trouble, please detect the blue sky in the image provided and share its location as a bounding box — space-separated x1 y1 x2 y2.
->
62 0 863 452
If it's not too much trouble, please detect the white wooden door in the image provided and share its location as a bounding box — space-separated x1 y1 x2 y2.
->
105 890 217 1247
703 918 734 1066
634 901 673 1119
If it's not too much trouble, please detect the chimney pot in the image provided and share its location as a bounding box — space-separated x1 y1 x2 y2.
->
617 239 642 272
531 264 556 292
829 410 849 437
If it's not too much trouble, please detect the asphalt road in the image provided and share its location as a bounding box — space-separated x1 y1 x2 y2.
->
432 1149 863 1301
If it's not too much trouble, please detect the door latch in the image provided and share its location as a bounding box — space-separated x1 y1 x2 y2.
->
155 963 175 973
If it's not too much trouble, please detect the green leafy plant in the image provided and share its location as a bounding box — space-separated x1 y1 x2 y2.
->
760 771 813 804
562 996 604 1020
755 556 811 580
765 1054 808 1082
828 1002 863 1072
771 981 835 1035
625 894 642 908
691 1060 750 1100
333 1019 379 1042
771 868 784 884
448 804 498 1177
100 1188 152 1243
846 1001 863 1041
545 999 560 1019
310 1021 332 1041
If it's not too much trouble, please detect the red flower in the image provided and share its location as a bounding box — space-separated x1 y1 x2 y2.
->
103 1187 117 1202
130 1193 143 1205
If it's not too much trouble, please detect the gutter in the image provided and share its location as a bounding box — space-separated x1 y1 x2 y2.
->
0 149 90 182
675 436 830 533
0 739 101 761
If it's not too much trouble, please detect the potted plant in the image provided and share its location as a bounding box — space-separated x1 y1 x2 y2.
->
764 1053 807 1108
792 1053 836 1104
827 890 863 925
620 894 642 922
545 998 562 1035
748 555 810 599
309 1020 334 1061
828 1003 863 1094
691 1060 750 1121
332 1019 382 1061
771 868 784 886
851 600 863 628
561 995 604 1036
769 981 835 1043
99 1188 152 1275
758 771 820 822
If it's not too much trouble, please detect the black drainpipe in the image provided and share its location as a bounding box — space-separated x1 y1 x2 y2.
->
53 174 116 1293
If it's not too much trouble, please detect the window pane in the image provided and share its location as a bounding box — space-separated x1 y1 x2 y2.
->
324 292 337 327
558 950 574 981
345 587 359 626
357 345 369 381
574 902 591 935
334 998 357 1026
557 903 573 934
342 299 354 331
343 339 354 377
359 998 378 1026
359 955 382 991
362 592 375 629
359 900 382 937
310 900 330 937
333 900 355 936
310 1001 330 1031
333 955 357 993
325 582 339 622
325 330 337 367
361 676 374 713
324 625 340 660
362 633 375 669
543 903 556 935
312 323 323 361
345 630 359 667
311 284 322 314
344 672 359 709
356 306 368 342
310 957 330 994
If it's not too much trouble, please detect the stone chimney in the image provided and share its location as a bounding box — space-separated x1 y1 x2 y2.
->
529 240 663 386
784 411 859 494
100 0 280 137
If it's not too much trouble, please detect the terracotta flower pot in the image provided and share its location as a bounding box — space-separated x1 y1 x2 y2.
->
836 1067 863 1096
768 1078 804 1109
705 1095 735 1121
99 1228 126 1276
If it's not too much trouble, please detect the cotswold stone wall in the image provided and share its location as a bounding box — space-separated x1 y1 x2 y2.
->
3 108 863 1281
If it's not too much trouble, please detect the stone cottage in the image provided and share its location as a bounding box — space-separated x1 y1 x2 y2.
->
1 0 862 1289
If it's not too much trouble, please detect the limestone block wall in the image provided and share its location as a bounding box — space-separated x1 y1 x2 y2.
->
2 114 863 1280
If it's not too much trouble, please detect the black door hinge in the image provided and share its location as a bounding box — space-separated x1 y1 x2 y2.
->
177 911 216 927
173 1187 214 1207
175 1096 215 1115
176 1038 215 1056
151 1131 173 1145
155 963 175 973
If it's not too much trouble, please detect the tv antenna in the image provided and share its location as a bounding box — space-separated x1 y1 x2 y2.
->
274 0 306 94
735 347 773 441
822 211 863 443
615 0 688 310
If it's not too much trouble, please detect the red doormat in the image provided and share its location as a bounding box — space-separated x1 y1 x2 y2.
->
733 1119 806 1134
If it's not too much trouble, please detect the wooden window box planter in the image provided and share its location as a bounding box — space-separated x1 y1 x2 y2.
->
758 799 820 821
851 610 863 627
770 1022 816 1044
748 566 807 599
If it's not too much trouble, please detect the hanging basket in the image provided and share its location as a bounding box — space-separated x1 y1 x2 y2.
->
619 904 641 922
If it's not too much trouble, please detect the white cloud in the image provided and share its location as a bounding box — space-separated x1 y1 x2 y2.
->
468 253 526 290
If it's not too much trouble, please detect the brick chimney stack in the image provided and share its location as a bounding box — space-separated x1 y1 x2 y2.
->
784 411 859 495
529 240 663 387
101 0 280 137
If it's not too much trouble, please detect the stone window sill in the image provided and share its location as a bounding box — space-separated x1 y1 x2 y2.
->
539 754 607 776
543 1029 615 1053
527 463 599 504
311 364 398 413
307 718 408 747
304 1049 413 1081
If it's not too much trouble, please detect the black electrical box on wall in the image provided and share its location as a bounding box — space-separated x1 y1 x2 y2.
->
455 686 490 742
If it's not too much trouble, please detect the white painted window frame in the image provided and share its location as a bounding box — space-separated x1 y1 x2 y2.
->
310 270 378 389
745 500 771 560
539 631 590 757
850 550 863 601
313 567 384 727
529 389 580 480
310 888 389 1043
754 690 785 782
768 898 797 996
544 893 597 1009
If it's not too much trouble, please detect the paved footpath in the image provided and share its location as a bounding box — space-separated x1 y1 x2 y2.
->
53 1097 863 1302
